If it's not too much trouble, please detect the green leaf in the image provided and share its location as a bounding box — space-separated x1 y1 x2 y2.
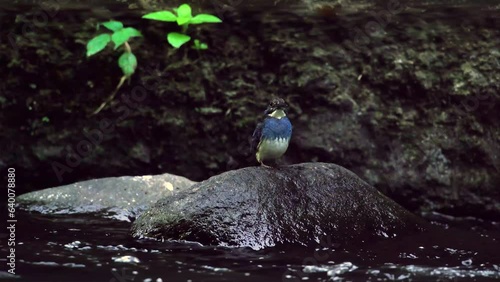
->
190 14 222 24
111 27 142 49
86 34 111 57
101 21 123 32
193 39 200 47
118 52 137 77
167 32 191 48
176 4 192 25
142 11 177 22
192 39 208 50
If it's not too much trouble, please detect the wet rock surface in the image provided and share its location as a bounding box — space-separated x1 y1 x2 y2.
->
18 173 195 220
131 163 427 249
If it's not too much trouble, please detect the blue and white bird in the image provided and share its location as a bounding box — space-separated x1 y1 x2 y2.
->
251 98 293 167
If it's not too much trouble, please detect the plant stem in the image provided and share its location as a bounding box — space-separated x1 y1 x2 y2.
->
90 42 132 116
90 75 127 116
124 41 131 53
182 24 188 34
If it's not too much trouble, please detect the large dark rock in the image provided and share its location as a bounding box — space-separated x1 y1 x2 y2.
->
131 163 427 249
18 173 195 220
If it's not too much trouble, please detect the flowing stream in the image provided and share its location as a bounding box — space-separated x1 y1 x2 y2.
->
0 210 498 281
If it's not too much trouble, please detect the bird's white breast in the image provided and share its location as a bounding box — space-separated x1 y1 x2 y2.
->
256 137 290 162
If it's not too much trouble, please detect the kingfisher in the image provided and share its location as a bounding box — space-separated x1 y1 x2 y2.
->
251 98 293 167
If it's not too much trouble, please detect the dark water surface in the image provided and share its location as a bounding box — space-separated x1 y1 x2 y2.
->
1 210 498 281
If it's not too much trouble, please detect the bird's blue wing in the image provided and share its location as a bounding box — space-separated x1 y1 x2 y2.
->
251 121 264 152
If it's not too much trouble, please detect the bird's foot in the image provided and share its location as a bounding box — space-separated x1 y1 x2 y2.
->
260 162 273 168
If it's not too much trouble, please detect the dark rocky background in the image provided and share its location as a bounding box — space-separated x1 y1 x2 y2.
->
1 0 499 219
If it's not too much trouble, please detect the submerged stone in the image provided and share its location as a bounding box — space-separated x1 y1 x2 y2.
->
131 163 427 249
18 173 195 220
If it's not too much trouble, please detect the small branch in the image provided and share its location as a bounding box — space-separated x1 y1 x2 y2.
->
89 41 132 116
124 41 132 53
90 75 127 116
182 24 188 34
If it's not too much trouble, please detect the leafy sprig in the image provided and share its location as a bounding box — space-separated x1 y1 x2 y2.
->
86 20 141 77
84 4 223 116
142 3 222 49
86 20 142 115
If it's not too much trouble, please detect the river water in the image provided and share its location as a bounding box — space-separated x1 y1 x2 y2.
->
0 210 498 281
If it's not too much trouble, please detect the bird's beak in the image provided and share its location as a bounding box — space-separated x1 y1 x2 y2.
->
265 106 288 116
264 107 276 115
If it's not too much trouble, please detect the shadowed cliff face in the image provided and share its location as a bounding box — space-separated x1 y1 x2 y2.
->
131 163 427 249
1 1 499 219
